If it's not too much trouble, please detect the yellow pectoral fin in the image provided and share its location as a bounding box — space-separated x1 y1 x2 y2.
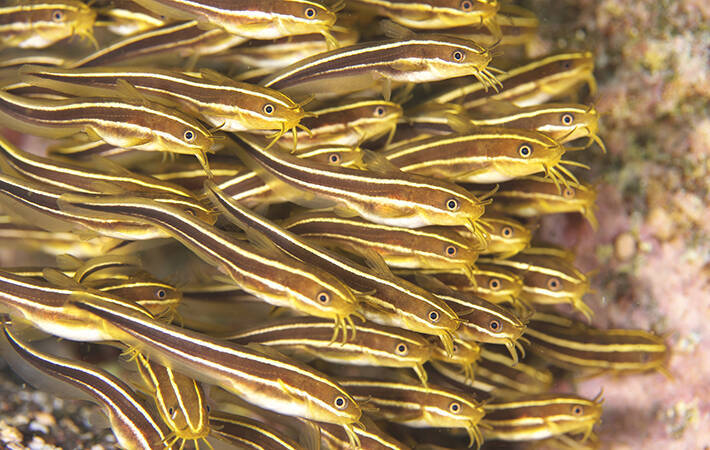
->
276 378 303 404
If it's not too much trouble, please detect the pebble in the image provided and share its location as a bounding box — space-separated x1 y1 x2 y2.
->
0 423 23 444
615 232 637 260
34 412 55 428
647 207 673 241
28 435 56 450
28 420 49 434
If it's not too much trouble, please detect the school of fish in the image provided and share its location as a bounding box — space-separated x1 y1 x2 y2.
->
0 0 669 449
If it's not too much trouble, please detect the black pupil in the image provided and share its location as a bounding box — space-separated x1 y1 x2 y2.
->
376 107 384 115
157 290 165 298
491 280 499 288
54 11 62 19
463 1 470 8
447 246 455 255
336 397 344 406
330 154 338 162
430 312 438 320
447 200 456 209
564 114 573 124
168 408 174 415
452 403 459 411
319 293 327 302
306 8 315 17
491 321 499 330
265 105 273 113
521 145 530 155
503 228 511 236
454 52 462 60
551 280 558 287
398 345 405 352
185 131 193 139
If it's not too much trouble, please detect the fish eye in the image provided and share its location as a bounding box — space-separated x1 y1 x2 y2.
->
263 103 275 115
446 198 459 211
501 226 513 237
156 289 167 299
562 187 576 198
563 61 572 69
317 291 331 304
183 129 196 142
460 0 473 11
206 405 211 412
168 407 175 416
488 278 501 290
52 10 65 21
395 343 409 356
445 245 457 257
452 50 465 62
449 401 462 413
572 405 584 415
334 396 348 410
561 113 575 125
184 208 196 216
518 144 532 157
547 277 562 291
428 310 440 323
374 106 386 116
328 153 341 164
304 7 316 18
489 319 502 332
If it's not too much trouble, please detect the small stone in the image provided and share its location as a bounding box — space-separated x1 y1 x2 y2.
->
34 412 55 428
615 232 637 261
59 418 80 434
647 207 673 241
0 424 23 444
9 414 29 427
27 435 53 450
28 420 49 435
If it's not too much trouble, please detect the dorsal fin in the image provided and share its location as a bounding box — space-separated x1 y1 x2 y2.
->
197 68 235 85
74 255 143 283
360 149 401 175
413 273 452 294
115 79 149 103
55 254 83 271
43 268 83 290
245 342 289 361
380 20 415 40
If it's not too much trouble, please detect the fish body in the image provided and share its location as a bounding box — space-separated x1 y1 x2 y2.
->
73 299 363 428
130 0 338 41
0 89 215 168
284 211 480 271
262 36 497 98
0 0 96 49
1 325 166 450
382 127 566 184
482 393 603 442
